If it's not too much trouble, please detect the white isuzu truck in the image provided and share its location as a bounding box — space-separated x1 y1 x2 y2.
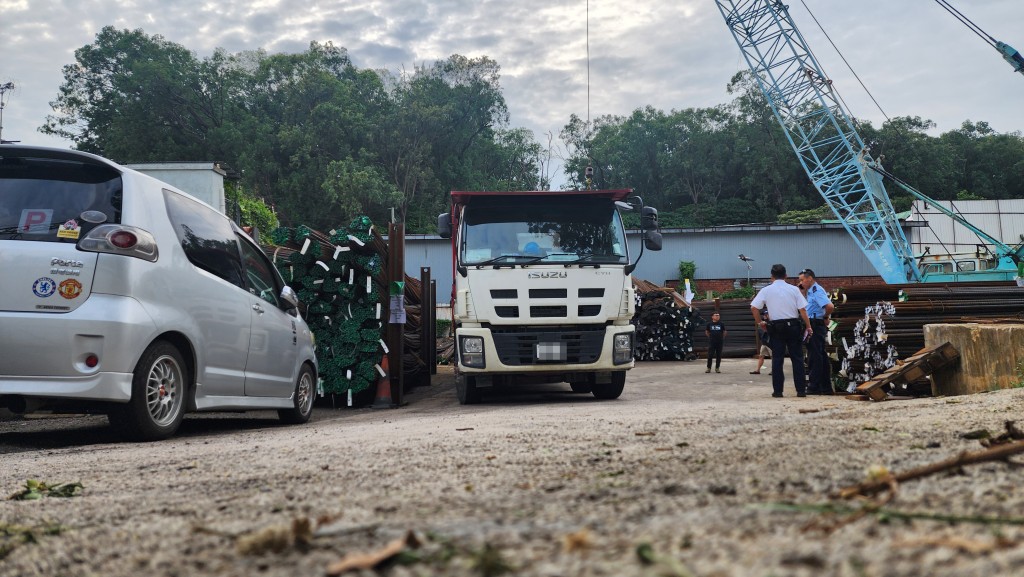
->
437 189 662 404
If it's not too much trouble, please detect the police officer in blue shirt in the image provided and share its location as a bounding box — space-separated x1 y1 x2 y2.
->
798 268 834 394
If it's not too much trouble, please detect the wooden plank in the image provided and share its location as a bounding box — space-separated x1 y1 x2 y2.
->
855 341 962 401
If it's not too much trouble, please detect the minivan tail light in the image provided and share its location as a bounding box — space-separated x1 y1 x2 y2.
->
79 224 159 262
109 230 137 249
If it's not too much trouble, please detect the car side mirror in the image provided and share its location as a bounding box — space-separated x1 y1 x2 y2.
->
644 230 663 251
280 285 300 310
437 213 452 239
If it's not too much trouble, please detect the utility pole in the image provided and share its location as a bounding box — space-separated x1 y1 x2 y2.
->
0 82 17 144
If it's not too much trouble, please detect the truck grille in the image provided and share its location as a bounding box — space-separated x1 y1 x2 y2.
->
490 326 605 366
495 306 519 318
529 288 567 298
530 305 567 318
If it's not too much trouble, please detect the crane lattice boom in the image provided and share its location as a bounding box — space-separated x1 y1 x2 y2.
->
715 0 922 283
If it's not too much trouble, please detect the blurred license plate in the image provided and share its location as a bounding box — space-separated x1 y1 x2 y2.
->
536 342 566 361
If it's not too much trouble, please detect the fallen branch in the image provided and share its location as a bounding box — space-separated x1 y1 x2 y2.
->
759 502 1024 527
837 439 1024 499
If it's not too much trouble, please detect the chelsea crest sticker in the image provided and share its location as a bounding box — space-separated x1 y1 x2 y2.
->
33 277 57 298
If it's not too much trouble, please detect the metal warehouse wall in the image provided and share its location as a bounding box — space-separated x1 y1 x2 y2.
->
405 225 879 303
627 225 879 285
909 199 1024 256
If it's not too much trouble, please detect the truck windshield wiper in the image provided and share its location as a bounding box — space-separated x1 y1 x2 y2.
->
568 253 624 265
473 254 545 268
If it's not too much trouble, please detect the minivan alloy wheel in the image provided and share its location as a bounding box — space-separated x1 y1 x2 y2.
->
278 364 316 424
296 370 314 416
146 354 184 427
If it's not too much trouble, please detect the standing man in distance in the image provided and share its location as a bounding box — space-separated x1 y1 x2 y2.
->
750 264 813 398
798 268 835 395
704 311 727 373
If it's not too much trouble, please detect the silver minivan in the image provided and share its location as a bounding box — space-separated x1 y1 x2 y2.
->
0 146 317 441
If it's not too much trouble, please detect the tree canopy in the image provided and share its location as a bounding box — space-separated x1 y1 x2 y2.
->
43 29 1024 232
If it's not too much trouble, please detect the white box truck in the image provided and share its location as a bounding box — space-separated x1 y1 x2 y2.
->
438 189 661 404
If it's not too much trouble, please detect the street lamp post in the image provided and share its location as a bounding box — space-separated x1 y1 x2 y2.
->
738 254 755 288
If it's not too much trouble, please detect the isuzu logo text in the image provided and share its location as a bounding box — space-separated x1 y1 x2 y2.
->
528 272 567 279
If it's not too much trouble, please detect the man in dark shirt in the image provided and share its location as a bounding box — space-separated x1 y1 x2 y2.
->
705 312 727 373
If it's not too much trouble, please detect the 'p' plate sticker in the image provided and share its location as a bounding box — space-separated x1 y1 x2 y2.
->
58 278 83 300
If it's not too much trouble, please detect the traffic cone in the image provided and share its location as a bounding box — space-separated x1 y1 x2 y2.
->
372 355 393 408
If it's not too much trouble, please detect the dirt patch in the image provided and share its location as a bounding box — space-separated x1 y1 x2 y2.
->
2 359 1023 576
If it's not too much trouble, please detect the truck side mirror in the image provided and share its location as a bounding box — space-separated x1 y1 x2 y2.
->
641 206 659 230
437 212 452 239
644 230 663 251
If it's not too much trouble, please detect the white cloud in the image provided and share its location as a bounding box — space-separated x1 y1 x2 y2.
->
2 0 1021 171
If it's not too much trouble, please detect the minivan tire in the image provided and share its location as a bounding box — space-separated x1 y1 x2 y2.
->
279 365 315 424
110 340 188 441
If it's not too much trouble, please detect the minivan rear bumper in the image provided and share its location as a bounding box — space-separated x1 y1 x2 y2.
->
0 372 133 403
0 293 157 401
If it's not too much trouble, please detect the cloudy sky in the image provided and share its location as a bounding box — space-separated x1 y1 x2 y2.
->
2 0 1022 180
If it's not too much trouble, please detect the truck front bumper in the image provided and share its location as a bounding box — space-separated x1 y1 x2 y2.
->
456 325 635 373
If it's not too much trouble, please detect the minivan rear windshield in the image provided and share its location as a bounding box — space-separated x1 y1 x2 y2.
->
0 155 122 242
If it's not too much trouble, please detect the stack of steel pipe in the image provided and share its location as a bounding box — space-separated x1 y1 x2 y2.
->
689 298 761 359
631 278 763 360
831 281 1024 362
631 280 702 361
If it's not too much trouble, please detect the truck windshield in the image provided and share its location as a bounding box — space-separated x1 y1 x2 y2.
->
461 197 628 265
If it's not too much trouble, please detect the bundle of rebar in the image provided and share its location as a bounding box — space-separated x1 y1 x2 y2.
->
832 281 1024 361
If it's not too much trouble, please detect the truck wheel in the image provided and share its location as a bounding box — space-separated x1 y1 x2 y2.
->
456 374 480 405
592 371 626 400
569 382 593 393
278 364 315 424
110 340 188 441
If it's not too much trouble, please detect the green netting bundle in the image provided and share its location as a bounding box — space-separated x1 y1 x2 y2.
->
348 304 378 324
335 283 356 299
359 285 381 305
270 216 389 405
288 249 316 266
296 288 318 304
294 225 314 241
328 255 349 273
320 276 340 293
308 300 334 315
270 227 293 246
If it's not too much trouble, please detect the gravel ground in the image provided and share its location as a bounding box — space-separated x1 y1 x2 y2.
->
2 359 1023 577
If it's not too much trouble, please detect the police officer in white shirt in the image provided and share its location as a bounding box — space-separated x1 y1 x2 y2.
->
750 264 813 398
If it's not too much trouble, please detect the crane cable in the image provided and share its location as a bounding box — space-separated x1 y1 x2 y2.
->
798 0 891 124
933 0 998 49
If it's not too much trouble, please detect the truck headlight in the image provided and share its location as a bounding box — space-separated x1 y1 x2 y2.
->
613 333 633 365
460 336 485 368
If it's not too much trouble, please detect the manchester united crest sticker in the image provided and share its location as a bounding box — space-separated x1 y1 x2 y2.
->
58 278 83 300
